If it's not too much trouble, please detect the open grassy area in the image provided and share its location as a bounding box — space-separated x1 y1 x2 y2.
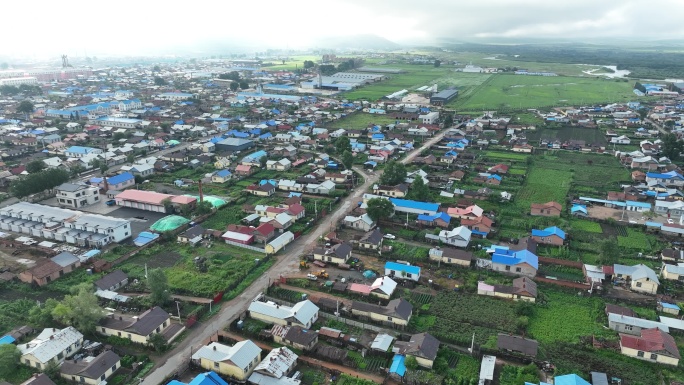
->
516 168 572 211
331 112 399 129
526 127 608 145
260 55 321 71
450 74 639 111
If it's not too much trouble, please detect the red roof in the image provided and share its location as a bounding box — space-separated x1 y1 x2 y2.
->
226 224 254 235
254 223 275 237
266 207 286 214
236 165 252 172
621 328 680 359
287 203 305 216
171 195 196 205
115 189 174 205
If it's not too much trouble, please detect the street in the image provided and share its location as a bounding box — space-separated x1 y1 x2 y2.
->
139 128 453 385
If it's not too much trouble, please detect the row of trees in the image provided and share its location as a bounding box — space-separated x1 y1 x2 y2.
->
10 168 70 198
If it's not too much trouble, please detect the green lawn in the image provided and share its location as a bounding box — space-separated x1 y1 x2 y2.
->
341 66 454 100
450 73 640 111
516 168 572 210
330 112 398 129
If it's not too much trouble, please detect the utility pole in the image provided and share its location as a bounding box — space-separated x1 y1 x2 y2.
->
176 301 182 322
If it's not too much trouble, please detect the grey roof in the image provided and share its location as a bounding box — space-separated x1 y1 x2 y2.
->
497 334 538 356
659 316 684 331
429 247 473 261
51 251 79 267
253 347 298 379
18 327 83 364
218 138 253 146
608 313 669 332
284 326 318 346
400 332 440 361
249 300 319 326
191 341 261 370
21 374 57 385
371 333 394 351
181 225 205 239
360 229 383 245
352 298 413 320
60 351 120 379
56 183 90 192
129 306 169 335
94 270 128 291
512 277 537 298
591 372 609 385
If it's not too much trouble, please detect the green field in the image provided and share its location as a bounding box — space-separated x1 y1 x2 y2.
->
450 74 640 111
526 127 608 145
330 112 398 129
516 168 572 210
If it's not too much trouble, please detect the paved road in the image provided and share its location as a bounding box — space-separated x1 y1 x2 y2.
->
645 118 668 136
140 129 453 385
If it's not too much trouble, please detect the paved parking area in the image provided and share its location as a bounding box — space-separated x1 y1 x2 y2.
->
107 207 168 239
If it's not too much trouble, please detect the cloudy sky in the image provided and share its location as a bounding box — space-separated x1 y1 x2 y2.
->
4 0 684 57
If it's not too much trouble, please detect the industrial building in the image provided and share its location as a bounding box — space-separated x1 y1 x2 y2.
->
114 190 196 213
0 202 131 247
0 77 38 86
214 138 255 153
430 89 459 105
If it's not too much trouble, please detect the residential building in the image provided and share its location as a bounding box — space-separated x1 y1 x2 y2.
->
614 264 659 294
313 243 352 264
446 204 483 220
18 327 84 370
266 159 292 171
395 333 439 369
351 298 413 327
248 300 319 329
55 183 100 208
496 334 538 357
20 374 57 385
114 190 196 213
460 215 493 235
343 213 375 231
662 264 684 281
306 180 336 195
620 328 680 366
168 372 229 385
270 325 318 351
0 202 131 247
416 212 451 228
191 341 262 380
428 226 472 247
491 249 538 277
265 231 295 255
390 198 440 216
211 170 232 184
373 184 408 198
608 313 669 336
419 111 440 125
98 306 181 344
477 277 537 302
247 183 276 197
358 229 383 250
428 247 473 267
101 172 135 190
178 225 206 245
385 262 420 282
530 226 566 246
94 270 129 292
248 347 299 385
64 146 103 158
530 201 562 217
60 351 120 385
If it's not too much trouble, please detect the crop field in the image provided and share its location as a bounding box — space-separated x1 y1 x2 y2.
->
269 286 306 303
483 151 530 161
618 228 655 251
570 219 603 233
450 74 639 111
347 352 390 372
516 168 572 210
528 289 610 343
342 66 452 100
526 127 608 145
332 112 399 129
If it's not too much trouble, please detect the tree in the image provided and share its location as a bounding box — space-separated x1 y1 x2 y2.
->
379 160 407 186
51 283 104 333
407 176 431 202
154 77 166 86
26 160 46 173
662 133 684 161
147 268 170 306
0 344 21 378
10 168 70 198
148 333 168 352
219 71 240 81
598 239 620 265
366 198 394 222
404 355 419 371
229 81 239 91
195 201 213 216
161 198 173 213
153 65 161 72
16 100 34 118
239 81 249 90
303 60 315 69
434 59 441 68
341 150 353 170
334 136 351 154
443 113 454 128
259 156 267 168
126 153 135 163
29 298 59 327
319 65 336 76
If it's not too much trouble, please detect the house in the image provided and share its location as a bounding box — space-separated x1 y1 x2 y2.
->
620 328 680 366
343 213 375 231
20 374 57 385
98 306 181 344
610 135 631 144
270 324 318 351
351 298 413 327
358 229 383 250
428 247 473 267
496 334 538 357
64 146 103 158
571 204 588 217
477 277 537 302
235 164 254 176
178 225 206 245
446 205 483 220
614 264 659 294
662 264 684 281
488 164 509 174
491 249 538 277
429 226 472 248
55 183 100 208
212 169 232 183
313 243 352 265
306 180 336 195
369 276 398 299
530 226 566 246
608 313 669 335
530 201 562 217
94 270 128 292
461 216 493 235
662 249 684 263
60 351 120 385
416 212 451 228
19 260 69 287
385 262 420 282
373 184 408 198
248 347 298 385
658 302 681 316
390 198 440 216
248 299 319 328
191 341 262 380
103 172 135 190
266 158 292 171
18 327 84 370
222 230 254 245
167 372 229 385
395 333 440 369
246 183 276 197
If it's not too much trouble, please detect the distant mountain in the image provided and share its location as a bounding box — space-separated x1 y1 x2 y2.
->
312 34 401 50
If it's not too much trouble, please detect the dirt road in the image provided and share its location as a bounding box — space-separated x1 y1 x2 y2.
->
140 128 453 385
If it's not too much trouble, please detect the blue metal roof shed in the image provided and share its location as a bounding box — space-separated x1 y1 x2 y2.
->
390 354 406 377
385 262 421 276
0 335 16 344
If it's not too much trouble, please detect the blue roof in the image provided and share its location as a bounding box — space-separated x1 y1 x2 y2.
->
215 169 231 177
288 192 302 197
66 146 97 155
372 133 385 140
168 372 228 385
83 249 101 258
0 335 16 344
389 198 439 213
531 226 566 240
364 161 378 167
554 374 591 385
259 133 273 139
488 174 502 181
390 355 406 377
647 171 684 180
662 302 681 310
472 230 489 236
107 172 135 185
242 150 268 163
259 179 277 186
571 204 587 214
645 221 662 228
385 262 420 275
417 212 451 223
492 249 539 269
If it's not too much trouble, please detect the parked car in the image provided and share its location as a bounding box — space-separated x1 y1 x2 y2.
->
106 199 117 206
668 218 674 224
383 234 396 239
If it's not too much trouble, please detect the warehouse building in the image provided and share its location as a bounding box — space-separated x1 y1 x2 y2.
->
215 138 255 153
430 89 459 106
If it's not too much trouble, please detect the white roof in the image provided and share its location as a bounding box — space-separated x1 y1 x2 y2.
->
370 333 395 351
441 226 472 240
191 341 262 370
267 231 294 249
371 276 398 296
253 347 298 378
659 316 684 331
221 230 253 242
248 372 301 385
274 213 294 226
608 313 669 332
664 264 684 275
248 299 318 326
18 327 83 364
479 355 496 381
614 264 659 284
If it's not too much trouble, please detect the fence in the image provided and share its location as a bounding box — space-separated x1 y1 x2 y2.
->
535 276 589 290
222 239 266 254
538 256 583 269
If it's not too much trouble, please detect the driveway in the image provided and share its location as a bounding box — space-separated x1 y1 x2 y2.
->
139 128 453 385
